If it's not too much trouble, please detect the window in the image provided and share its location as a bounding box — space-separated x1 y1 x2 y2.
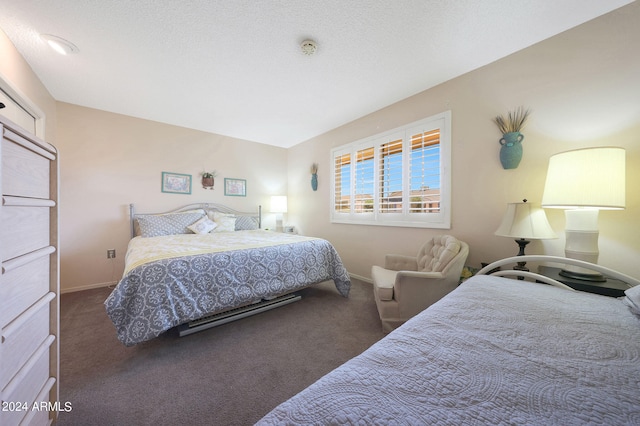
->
331 111 451 228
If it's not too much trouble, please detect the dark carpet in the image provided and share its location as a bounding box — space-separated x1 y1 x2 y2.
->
56 279 384 425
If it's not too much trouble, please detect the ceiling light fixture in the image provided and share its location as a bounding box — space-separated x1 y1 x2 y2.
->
40 34 78 55
300 39 317 56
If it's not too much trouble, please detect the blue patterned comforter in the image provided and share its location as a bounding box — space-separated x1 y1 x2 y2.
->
105 231 350 346
258 275 640 424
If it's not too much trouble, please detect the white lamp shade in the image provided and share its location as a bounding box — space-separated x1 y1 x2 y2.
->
541 147 625 210
270 195 288 213
495 202 557 239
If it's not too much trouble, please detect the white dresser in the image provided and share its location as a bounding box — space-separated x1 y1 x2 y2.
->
0 115 59 425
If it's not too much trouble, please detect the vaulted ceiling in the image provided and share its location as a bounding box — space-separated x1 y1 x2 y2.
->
0 1 633 147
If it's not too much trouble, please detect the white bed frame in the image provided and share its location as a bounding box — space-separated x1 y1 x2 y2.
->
126 202 306 336
477 255 640 289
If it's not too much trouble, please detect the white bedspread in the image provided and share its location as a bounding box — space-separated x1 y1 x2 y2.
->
123 230 318 274
258 275 640 425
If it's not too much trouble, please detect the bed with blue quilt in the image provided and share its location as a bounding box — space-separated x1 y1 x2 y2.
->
104 203 350 346
257 256 640 425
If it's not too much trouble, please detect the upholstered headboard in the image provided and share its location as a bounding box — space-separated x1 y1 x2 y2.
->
129 203 262 238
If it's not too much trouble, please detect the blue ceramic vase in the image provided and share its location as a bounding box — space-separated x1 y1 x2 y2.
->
311 173 318 191
499 132 524 169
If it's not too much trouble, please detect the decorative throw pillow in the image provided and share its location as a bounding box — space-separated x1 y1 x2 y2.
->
211 216 236 232
235 216 259 231
137 212 205 237
187 217 218 234
206 211 237 232
624 285 640 316
207 211 233 221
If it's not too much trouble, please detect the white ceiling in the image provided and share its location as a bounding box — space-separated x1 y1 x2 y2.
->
0 1 633 148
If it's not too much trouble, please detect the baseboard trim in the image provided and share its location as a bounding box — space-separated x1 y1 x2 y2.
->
349 272 372 284
61 281 117 294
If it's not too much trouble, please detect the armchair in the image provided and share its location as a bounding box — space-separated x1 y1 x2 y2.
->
372 235 469 332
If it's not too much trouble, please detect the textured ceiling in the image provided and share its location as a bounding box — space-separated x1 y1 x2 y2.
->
0 0 633 148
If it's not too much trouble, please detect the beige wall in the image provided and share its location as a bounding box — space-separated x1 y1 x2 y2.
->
55 103 288 291
0 29 57 141
287 3 640 280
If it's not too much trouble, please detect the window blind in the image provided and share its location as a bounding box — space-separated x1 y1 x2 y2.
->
330 111 451 229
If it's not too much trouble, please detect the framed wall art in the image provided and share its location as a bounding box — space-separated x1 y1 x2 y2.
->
161 172 192 194
224 178 246 197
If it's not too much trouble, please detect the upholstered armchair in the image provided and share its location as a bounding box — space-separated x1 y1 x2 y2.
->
372 235 469 332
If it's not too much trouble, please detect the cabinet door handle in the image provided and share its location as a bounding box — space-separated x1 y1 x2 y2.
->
1 292 55 342
1 246 56 274
1 334 55 396
4 128 56 159
2 196 56 207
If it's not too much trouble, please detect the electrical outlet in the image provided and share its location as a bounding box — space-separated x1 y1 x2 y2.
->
107 249 116 259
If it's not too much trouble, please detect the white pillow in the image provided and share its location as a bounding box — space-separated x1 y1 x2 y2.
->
207 211 236 232
624 285 640 315
187 217 218 234
207 211 232 220
211 216 236 232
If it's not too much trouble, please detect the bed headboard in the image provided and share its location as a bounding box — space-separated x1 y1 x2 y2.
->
129 203 262 238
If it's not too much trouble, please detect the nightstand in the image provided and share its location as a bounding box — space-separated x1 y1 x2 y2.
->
537 266 629 297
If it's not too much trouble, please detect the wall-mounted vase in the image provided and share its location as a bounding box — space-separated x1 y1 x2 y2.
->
311 173 318 191
499 132 524 169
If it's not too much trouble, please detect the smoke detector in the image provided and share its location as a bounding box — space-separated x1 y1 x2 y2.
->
300 39 317 56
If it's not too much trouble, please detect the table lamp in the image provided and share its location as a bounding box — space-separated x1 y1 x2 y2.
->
495 199 557 273
541 147 625 281
270 195 288 232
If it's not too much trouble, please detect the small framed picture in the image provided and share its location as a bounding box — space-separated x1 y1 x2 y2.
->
161 172 192 194
224 178 246 197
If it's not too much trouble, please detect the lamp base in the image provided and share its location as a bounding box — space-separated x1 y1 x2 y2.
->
562 209 605 282
513 239 530 280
